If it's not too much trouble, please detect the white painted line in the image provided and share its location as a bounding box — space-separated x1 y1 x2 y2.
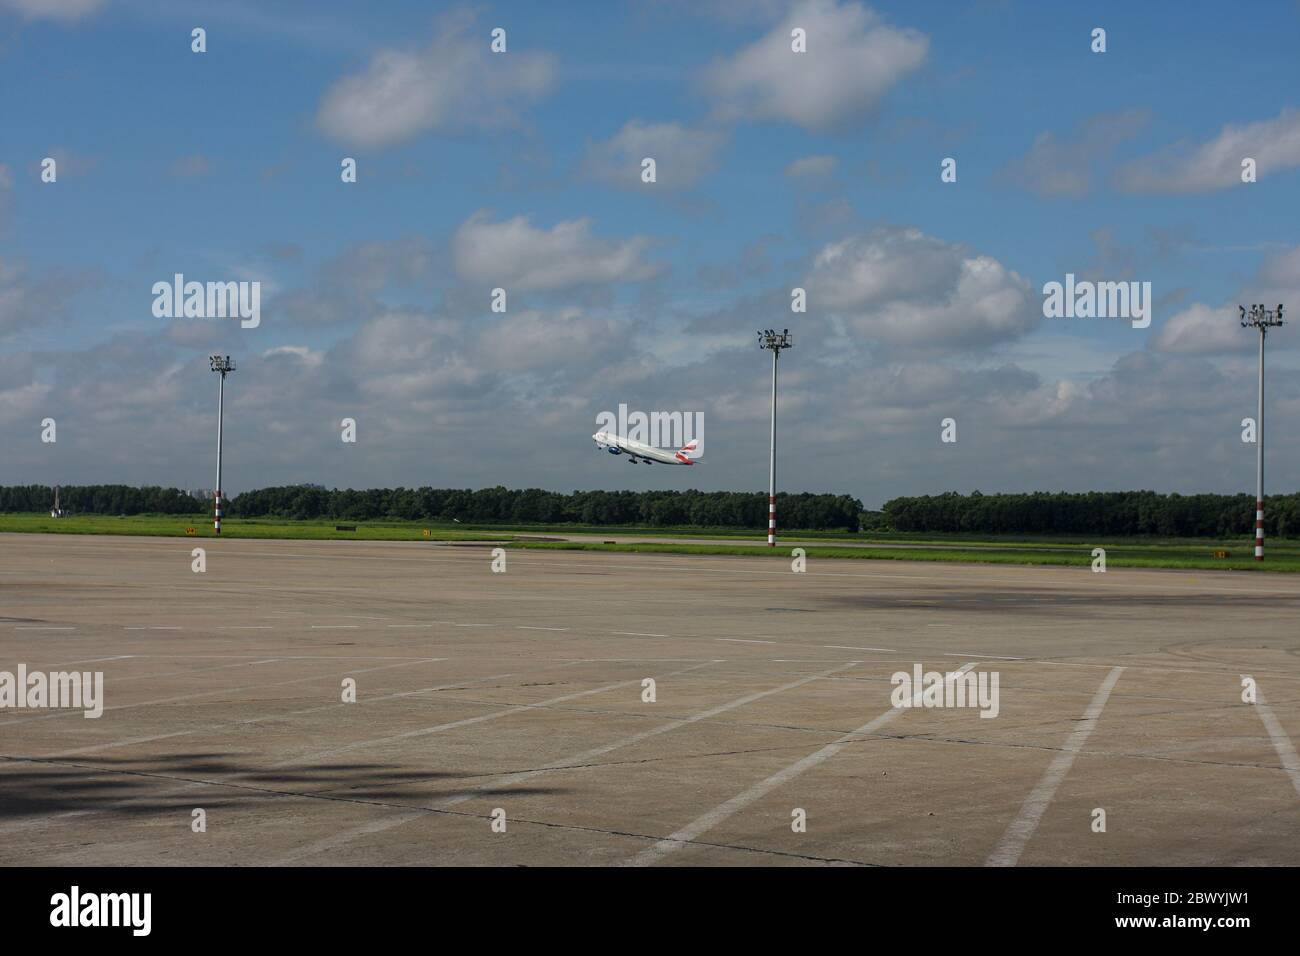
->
943 652 1025 661
718 639 777 645
985 666 1124 867
614 631 669 638
14 626 76 631
304 662 715 761
824 645 896 652
269 662 861 865
1 665 514 831
0 655 447 728
627 662 979 866
517 626 569 632
1243 675 1300 798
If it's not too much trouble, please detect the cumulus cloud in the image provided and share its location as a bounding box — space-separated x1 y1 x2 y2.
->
805 228 1039 348
701 0 927 131
1115 108 1300 195
785 155 838 180
1152 244 1300 354
476 308 633 374
452 212 662 292
1150 303 1246 355
316 11 556 149
581 120 727 190
0 258 97 340
1000 111 1149 197
273 236 439 326
170 154 214 178
31 148 98 179
0 0 102 21
0 164 11 231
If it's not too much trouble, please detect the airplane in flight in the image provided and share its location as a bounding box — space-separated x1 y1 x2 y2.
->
592 430 701 465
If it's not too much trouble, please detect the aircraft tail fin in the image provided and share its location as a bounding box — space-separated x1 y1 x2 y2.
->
674 438 702 464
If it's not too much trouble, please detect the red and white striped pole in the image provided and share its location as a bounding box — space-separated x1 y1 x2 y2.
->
212 357 230 535
1255 325 1265 561
767 343 779 547
1255 499 1264 561
758 330 791 547
1240 306 1282 562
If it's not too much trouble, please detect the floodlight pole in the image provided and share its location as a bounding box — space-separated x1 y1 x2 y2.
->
210 355 236 534
1257 323 1264 559
1240 305 1284 561
758 330 793 547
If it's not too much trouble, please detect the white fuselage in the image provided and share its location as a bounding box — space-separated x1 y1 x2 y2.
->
592 431 695 465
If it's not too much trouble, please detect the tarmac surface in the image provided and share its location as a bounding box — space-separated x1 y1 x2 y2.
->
1 532 1298 866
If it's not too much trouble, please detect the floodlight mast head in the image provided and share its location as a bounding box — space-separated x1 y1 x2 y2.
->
210 355 236 374
757 329 793 351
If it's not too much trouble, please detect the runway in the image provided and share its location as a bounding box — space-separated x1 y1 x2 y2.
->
1 532 1297 866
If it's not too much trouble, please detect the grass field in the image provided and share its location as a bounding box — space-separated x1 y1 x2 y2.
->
507 538 1300 572
1 512 1295 571
0 513 512 542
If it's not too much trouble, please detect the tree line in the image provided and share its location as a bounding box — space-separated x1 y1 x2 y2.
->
881 491 1300 538
0 484 202 515
229 485 864 529
0 484 863 530
6 485 1296 536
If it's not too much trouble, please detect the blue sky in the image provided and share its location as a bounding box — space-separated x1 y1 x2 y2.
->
3 0 1299 506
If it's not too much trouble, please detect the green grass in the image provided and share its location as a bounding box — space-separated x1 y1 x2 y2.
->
0 514 512 542
503 538 1300 572
2 513 1295 571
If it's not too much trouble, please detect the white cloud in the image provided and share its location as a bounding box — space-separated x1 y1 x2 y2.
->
1116 108 1300 195
0 0 102 21
0 164 11 231
33 148 98 179
805 228 1039 348
475 308 633 373
785 155 838 179
582 120 727 190
262 345 326 368
1151 303 1247 354
317 12 556 149
1152 244 1300 354
1001 111 1149 198
0 258 97 340
170 154 214 178
452 212 662 292
701 0 927 131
